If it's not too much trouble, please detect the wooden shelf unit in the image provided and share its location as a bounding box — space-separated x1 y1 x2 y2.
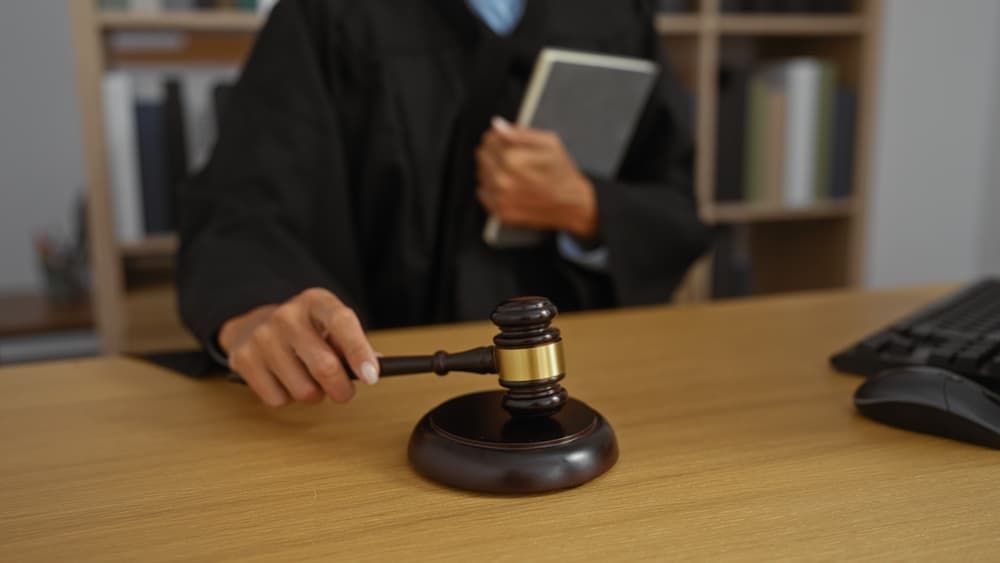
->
707 200 855 223
119 233 179 259
654 13 866 36
715 15 866 35
71 0 881 353
654 14 702 35
99 10 263 31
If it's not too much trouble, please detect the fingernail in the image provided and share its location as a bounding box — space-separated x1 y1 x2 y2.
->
492 116 513 133
360 360 379 385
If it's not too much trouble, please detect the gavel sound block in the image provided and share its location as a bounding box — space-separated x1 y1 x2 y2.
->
378 297 618 494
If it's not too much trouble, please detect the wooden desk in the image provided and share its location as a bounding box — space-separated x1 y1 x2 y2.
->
3 285 997 561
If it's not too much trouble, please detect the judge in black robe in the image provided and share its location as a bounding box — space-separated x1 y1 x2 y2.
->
178 0 710 359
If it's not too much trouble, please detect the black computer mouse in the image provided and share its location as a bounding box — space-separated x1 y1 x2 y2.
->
854 366 1000 449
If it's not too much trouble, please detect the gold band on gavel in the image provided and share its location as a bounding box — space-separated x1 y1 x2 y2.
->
494 342 565 383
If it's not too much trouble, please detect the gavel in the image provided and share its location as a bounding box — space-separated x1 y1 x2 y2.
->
234 296 615 494
397 296 616 494
368 296 568 418
232 296 569 418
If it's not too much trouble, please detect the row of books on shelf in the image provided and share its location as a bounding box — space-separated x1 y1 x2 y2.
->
657 0 852 13
715 57 856 206
99 0 276 13
102 68 236 243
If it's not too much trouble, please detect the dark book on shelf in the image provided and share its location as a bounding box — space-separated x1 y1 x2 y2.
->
657 0 694 12
715 66 750 202
830 88 857 199
720 0 743 12
783 0 812 12
813 0 851 13
711 225 753 299
135 100 172 234
163 78 188 227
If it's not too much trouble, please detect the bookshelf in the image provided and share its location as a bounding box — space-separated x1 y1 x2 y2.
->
70 0 881 353
99 10 263 31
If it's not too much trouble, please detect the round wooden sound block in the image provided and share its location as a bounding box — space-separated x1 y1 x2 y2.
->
407 390 618 494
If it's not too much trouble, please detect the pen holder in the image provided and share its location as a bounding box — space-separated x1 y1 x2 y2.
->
35 233 88 304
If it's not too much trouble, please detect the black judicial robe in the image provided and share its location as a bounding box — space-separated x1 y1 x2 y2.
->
177 0 710 347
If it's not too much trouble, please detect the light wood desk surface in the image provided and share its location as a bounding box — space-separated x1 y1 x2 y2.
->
3 285 998 561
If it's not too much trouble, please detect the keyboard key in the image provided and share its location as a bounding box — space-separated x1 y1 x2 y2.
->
982 360 1000 378
832 279 1000 387
928 345 961 368
955 347 992 372
884 335 915 357
859 332 894 353
930 328 976 343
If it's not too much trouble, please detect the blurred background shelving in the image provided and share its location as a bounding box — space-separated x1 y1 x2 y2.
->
71 0 881 353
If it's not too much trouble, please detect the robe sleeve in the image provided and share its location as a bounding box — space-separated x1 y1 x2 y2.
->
581 3 711 305
177 0 363 348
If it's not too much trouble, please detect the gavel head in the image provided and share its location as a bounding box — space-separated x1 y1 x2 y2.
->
490 297 569 419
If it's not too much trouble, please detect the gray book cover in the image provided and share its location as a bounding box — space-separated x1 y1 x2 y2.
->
484 49 660 247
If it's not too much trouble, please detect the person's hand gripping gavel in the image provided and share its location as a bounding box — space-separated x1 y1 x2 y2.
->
220 290 568 416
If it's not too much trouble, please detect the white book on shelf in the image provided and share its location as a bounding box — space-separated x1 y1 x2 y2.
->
781 58 822 208
117 64 238 173
179 67 238 171
130 0 164 12
101 71 145 244
258 0 279 15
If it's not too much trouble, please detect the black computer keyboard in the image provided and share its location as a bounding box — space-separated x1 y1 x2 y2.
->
831 279 1000 388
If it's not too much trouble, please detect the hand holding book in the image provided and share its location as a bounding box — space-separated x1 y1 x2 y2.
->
481 48 659 248
475 117 599 241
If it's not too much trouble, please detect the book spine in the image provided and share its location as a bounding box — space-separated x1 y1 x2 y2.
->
163 78 188 230
101 72 145 243
781 59 821 208
743 73 768 202
830 88 857 199
657 0 694 12
715 68 748 202
812 62 837 201
135 98 171 234
764 86 787 205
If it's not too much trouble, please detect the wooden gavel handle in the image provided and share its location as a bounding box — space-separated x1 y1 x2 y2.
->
378 346 496 377
227 346 496 384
